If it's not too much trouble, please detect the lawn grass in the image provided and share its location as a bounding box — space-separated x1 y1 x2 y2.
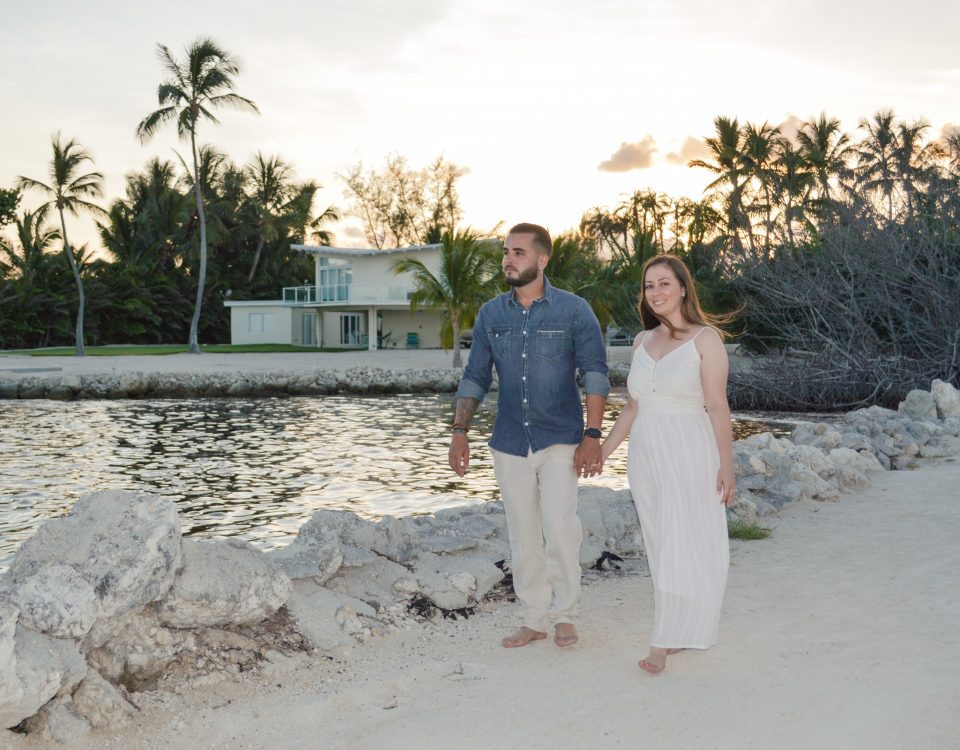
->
1 344 353 356
727 518 772 540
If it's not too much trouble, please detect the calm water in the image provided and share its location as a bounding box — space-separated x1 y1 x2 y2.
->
0 393 791 570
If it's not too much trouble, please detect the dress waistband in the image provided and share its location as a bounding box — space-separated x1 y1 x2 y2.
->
634 396 707 415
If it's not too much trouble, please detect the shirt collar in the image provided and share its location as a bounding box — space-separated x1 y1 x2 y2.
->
508 275 555 307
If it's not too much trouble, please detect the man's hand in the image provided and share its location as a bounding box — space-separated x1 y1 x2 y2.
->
449 433 470 477
574 438 603 477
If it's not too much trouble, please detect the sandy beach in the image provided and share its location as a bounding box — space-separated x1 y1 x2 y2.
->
8 458 958 750
0 348 637 380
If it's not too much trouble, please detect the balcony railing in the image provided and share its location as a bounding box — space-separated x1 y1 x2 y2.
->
282 284 414 304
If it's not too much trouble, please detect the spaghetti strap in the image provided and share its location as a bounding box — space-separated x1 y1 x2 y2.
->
691 326 708 341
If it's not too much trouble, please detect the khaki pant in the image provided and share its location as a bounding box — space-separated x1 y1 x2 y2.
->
492 444 582 632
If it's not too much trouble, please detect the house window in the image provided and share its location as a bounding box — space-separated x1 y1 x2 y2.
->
248 312 273 334
340 313 363 345
319 266 352 301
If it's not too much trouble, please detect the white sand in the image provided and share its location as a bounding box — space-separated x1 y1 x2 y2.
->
0 347 636 379
12 458 959 750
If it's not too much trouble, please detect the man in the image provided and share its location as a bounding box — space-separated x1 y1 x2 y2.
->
449 222 609 649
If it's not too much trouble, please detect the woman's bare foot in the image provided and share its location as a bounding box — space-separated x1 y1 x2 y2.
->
666 648 685 655
639 647 668 674
554 623 579 647
501 627 547 648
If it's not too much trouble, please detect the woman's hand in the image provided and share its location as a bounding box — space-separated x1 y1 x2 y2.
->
717 465 736 507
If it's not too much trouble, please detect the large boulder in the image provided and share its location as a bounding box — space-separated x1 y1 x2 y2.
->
266 539 343 583
931 379 960 420
898 390 938 421
20 699 91 743
1 609 87 729
3 491 181 634
156 539 291 629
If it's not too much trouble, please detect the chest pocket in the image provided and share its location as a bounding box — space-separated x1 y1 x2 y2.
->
487 327 513 357
535 329 568 362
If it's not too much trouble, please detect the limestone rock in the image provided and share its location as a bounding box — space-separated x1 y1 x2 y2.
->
156 539 291 628
71 668 136 729
729 491 758 525
828 448 883 487
325 556 419 609
898 390 938 421
0 617 87 730
295 509 418 565
4 491 181 632
83 608 180 691
266 540 343 583
284 580 372 651
413 551 504 610
15 564 96 639
21 699 91 743
931 379 960 420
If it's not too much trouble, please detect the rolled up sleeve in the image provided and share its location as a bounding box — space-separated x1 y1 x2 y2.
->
573 300 610 398
455 310 493 401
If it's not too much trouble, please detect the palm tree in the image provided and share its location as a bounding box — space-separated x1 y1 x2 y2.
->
739 121 782 259
17 134 106 355
0 205 61 283
774 142 815 249
689 116 753 259
796 113 851 220
391 229 500 368
856 110 899 222
136 37 258 353
244 154 339 282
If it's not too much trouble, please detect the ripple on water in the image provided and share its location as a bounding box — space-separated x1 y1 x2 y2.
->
0 392 790 570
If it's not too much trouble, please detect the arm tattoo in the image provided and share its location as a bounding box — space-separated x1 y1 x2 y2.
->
454 397 480 429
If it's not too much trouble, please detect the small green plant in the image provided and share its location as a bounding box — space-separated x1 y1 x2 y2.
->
727 519 772 540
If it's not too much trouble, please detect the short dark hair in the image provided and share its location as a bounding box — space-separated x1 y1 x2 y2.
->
507 222 552 257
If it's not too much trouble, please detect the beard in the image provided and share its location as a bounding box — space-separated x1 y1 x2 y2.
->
504 265 539 287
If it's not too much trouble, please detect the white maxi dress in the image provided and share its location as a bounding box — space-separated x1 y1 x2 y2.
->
626 328 729 649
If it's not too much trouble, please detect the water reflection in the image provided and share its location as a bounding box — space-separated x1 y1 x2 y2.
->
0 393 790 570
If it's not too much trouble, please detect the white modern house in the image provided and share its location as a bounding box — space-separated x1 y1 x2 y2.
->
224 243 446 350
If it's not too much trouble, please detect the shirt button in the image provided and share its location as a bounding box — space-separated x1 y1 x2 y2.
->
522 376 526 381
521 353 526 358
523 398 527 403
522 330 527 335
524 422 529 426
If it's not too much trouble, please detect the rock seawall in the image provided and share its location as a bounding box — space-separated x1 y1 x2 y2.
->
2 379 959 742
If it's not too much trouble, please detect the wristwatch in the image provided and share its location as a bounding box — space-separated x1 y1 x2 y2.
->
583 427 602 439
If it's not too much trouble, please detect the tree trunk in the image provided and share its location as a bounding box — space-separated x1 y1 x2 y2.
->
247 234 265 283
452 315 462 369
188 132 206 354
58 207 85 356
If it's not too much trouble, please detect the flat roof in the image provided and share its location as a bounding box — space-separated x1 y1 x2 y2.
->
291 243 442 257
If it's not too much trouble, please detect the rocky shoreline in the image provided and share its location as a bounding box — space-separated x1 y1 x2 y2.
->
2 380 959 743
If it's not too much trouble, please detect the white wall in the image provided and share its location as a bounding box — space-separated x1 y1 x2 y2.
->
228 304 293 345
381 309 443 349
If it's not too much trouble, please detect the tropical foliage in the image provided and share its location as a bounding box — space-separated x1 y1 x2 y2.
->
391 229 500 367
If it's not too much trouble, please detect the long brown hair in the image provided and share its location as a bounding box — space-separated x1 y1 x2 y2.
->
638 254 732 339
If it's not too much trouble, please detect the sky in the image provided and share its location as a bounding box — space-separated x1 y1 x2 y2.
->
2 0 958 255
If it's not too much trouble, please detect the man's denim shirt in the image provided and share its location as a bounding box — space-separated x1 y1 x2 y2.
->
456 277 610 457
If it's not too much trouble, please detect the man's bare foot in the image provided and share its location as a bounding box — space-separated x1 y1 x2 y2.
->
639 647 668 674
501 627 547 648
554 622 579 647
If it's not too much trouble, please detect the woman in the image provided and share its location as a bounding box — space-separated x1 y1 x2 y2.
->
601 254 735 674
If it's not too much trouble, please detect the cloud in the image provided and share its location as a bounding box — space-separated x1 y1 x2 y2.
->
665 136 712 166
777 114 804 145
598 136 658 172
